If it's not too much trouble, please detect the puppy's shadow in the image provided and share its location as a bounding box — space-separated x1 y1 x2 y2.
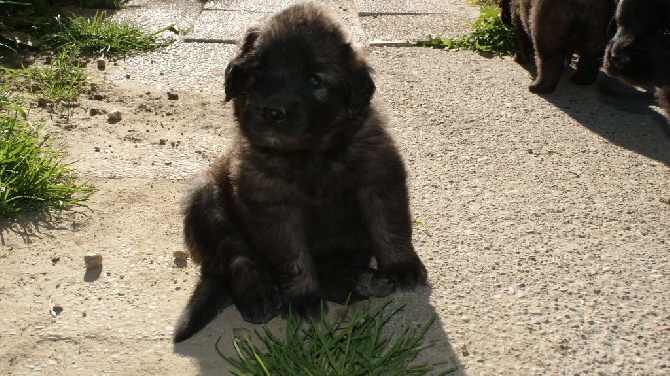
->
173 289 461 375
518 61 670 165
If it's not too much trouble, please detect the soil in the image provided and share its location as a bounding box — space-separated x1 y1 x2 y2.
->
1 44 669 375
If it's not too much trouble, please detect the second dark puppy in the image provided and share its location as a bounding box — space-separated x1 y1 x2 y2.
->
173 3 428 343
604 0 670 117
500 0 615 94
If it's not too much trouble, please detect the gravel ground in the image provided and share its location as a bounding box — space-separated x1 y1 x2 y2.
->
0 1 668 375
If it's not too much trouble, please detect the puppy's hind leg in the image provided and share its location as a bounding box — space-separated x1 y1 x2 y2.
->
513 24 534 64
174 275 231 343
530 47 565 94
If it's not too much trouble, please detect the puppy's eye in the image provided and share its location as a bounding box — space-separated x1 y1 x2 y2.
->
308 75 323 88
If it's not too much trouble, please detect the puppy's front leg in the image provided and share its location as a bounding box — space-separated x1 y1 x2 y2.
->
358 184 428 291
246 204 324 319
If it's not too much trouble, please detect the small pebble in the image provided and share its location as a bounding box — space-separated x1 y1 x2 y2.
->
97 58 105 70
173 250 188 260
93 93 105 100
108 109 122 121
84 253 103 269
167 91 179 100
50 304 63 317
51 256 60 265
37 97 50 107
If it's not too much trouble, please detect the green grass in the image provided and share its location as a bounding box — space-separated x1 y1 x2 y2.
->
0 108 94 216
44 12 173 57
218 300 457 375
20 51 88 103
417 6 516 57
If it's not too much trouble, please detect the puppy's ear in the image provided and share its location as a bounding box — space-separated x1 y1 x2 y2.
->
224 63 240 102
347 58 376 117
225 27 261 102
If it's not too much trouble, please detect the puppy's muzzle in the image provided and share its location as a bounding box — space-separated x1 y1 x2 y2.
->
262 106 287 122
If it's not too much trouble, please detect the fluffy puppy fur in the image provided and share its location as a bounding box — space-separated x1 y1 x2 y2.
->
604 0 670 116
173 3 427 343
500 0 615 94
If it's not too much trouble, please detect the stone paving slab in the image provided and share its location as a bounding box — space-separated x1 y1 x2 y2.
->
109 42 237 91
110 0 202 35
354 0 467 15
361 12 476 43
187 0 367 44
185 10 265 43
204 0 332 13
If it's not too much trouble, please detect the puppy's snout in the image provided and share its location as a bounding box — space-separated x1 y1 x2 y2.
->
609 50 631 69
262 106 287 122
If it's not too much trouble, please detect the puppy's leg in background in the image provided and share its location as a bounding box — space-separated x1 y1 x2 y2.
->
530 42 566 94
246 206 324 319
572 18 610 86
358 184 428 291
571 50 602 86
512 23 533 64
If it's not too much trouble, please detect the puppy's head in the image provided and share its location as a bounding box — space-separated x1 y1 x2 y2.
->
224 3 375 152
604 0 670 87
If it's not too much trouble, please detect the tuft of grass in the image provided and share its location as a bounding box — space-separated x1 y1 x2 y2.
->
0 109 94 216
21 51 88 103
43 12 173 57
218 300 457 375
417 6 516 57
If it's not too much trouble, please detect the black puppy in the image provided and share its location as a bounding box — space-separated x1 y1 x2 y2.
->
604 0 670 116
173 3 427 343
500 0 615 94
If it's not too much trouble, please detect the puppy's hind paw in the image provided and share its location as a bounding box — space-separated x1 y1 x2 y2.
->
283 293 326 322
235 284 282 324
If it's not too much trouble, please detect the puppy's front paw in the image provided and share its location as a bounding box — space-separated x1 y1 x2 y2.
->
355 269 393 298
283 293 326 322
382 257 428 291
528 81 557 94
235 283 282 324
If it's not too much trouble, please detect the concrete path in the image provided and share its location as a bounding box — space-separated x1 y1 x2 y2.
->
32 0 667 375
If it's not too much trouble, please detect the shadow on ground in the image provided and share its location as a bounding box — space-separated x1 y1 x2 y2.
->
519 63 670 166
173 288 462 375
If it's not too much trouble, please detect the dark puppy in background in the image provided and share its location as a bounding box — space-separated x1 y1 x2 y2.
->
173 3 427 343
604 0 670 116
499 0 615 94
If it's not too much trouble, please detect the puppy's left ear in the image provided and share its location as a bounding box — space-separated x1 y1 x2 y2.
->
224 62 240 102
225 27 261 102
347 59 376 117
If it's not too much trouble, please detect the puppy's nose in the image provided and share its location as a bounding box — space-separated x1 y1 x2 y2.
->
262 106 286 122
609 51 631 69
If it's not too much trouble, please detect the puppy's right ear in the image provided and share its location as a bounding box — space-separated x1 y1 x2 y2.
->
225 27 261 102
